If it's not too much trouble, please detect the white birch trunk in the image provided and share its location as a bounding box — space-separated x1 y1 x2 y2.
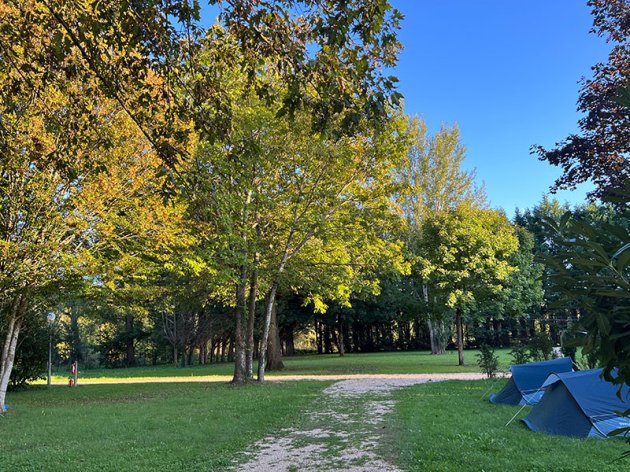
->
0 313 22 411
257 282 278 382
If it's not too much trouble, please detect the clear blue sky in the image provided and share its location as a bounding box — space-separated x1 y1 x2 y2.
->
390 0 611 215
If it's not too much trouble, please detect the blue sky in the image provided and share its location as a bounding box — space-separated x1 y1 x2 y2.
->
390 0 611 215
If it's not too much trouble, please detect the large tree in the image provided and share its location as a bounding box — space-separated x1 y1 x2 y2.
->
400 116 486 354
534 0 629 198
0 52 185 409
188 80 410 381
0 0 403 177
418 205 519 365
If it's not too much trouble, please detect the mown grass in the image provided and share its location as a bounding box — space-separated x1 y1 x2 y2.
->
45 349 514 383
1 381 328 471
391 379 628 472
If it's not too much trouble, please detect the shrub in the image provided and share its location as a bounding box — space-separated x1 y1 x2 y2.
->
528 333 553 361
476 344 500 378
10 317 49 388
509 342 531 365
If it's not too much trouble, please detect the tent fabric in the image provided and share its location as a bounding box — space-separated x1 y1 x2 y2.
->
523 368 630 438
489 357 573 406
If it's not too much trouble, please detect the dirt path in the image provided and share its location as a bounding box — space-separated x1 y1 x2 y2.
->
233 374 481 472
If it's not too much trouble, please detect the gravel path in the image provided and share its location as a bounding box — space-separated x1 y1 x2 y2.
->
233 374 481 472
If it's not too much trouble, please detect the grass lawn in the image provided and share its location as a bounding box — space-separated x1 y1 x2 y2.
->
45 349 514 383
391 379 628 472
1 381 328 471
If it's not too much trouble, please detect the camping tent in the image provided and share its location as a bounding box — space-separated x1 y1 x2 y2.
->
489 357 573 406
522 368 630 438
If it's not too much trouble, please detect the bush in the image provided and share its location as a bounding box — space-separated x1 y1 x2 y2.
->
509 342 531 365
476 344 500 378
528 333 553 361
575 348 600 370
10 317 49 388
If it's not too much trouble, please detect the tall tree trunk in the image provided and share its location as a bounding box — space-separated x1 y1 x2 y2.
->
0 295 27 411
186 347 193 366
425 284 444 355
456 307 465 366
69 305 81 362
315 320 323 354
428 319 437 354
323 324 333 354
345 323 352 353
232 266 248 383
257 282 278 382
172 312 179 367
267 298 284 370
125 314 135 367
332 313 345 356
245 268 258 380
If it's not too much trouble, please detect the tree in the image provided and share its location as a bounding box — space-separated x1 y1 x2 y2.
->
187 67 410 382
400 116 486 354
0 0 403 176
533 0 630 198
0 63 184 409
542 190 630 386
418 205 519 365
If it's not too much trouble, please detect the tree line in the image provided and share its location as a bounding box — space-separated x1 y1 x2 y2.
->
1 0 628 416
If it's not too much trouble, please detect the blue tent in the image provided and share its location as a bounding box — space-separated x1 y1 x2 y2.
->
523 368 630 438
489 357 573 405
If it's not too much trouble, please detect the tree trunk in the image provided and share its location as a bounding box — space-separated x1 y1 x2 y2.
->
245 269 258 380
125 314 135 367
257 282 278 382
232 266 248 383
0 295 27 411
456 308 465 366
245 268 258 380
186 347 193 366
172 312 178 367
428 318 437 354
332 313 345 356
267 298 284 371
425 284 442 355
323 324 333 354
315 320 323 354
69 305 81 362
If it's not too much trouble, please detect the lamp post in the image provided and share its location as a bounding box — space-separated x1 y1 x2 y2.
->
47 312 56 387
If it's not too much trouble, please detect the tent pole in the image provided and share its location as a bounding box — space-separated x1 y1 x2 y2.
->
505 403 529 427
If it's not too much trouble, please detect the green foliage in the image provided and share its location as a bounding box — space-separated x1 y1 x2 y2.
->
9 317 49 388
528 333 554 361
509 342 531 365
476 345 500 378
542 186 630 386
418 206 519 313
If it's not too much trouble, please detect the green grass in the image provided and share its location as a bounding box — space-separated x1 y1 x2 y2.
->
45 349 513 383
390 379 628 472
2 381 329 471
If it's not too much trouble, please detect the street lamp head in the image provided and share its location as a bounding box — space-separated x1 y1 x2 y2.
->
47 312 56 324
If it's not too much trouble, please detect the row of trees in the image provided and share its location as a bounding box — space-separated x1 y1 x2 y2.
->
0 0 409 409
11 112 559 381
1 0 627 417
